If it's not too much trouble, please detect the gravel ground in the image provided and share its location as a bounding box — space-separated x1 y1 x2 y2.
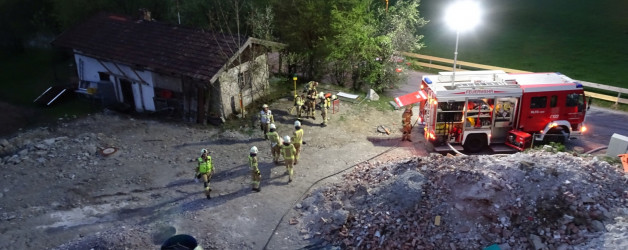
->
1 92 626 250
0 94 420 249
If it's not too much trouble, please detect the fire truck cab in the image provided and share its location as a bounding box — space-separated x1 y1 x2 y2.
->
419 70 586 152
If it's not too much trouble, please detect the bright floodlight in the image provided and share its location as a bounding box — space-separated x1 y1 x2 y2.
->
445 1 481 32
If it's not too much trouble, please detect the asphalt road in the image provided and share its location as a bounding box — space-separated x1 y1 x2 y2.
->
387 70 628 154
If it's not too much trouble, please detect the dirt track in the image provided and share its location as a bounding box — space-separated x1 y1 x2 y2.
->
0 92 422 249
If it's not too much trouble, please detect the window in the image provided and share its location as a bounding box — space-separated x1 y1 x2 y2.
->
237 71 251 89
530 96 547 109
566 93 581 107
550 95 557 107
98 72 110 81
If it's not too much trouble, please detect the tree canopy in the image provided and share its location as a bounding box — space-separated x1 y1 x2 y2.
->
1 0 427 92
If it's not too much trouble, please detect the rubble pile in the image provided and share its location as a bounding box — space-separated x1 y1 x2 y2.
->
296 151 628 249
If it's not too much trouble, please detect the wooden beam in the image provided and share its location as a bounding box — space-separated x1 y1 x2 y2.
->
584 91 628 104
402 52 532 73
414 62 466 72
581 81 628 95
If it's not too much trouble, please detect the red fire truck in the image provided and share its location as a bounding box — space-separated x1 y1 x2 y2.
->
401 70 587 152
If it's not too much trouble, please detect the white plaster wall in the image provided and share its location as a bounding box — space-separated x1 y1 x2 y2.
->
74 54 156 112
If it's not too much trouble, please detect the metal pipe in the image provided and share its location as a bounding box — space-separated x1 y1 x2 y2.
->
34 87 52 103
451 30 460 88
48 89 66 106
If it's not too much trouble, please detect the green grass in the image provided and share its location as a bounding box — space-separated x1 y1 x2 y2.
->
418 0 628 88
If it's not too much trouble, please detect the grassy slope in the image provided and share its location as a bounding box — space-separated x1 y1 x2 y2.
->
418 0 628 87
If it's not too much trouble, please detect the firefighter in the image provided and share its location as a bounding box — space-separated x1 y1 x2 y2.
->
259 104 274 139
305 82 318 119
249 146 261 192
281 135 297 183
320 93 332 126
402 105 413 142
295 94 305 118
195 148 214 199
308 81 319 91
266 123 282 164
292 121 304 164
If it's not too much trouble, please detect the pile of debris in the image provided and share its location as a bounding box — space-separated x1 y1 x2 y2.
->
295 150 628 249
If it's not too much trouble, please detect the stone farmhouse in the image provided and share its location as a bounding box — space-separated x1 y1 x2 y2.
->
52 12 283 123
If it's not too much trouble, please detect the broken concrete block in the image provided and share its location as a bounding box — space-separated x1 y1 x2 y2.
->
528 234 547 250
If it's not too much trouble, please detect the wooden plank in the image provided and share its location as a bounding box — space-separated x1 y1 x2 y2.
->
580 80 628 95
414 62 463 72
585 91 618 102
402 52 531 73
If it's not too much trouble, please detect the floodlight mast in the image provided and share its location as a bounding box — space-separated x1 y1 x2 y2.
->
445 1 481 88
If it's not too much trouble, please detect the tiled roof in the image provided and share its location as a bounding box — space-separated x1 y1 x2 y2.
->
52 13 248 81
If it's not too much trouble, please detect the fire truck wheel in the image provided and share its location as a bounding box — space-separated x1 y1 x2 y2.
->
544 128 568 144
463 134 487 153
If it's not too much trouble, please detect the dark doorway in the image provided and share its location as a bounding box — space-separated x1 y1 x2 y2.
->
119 79 135 110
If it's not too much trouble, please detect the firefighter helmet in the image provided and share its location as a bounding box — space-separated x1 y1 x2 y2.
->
250 146 258 154
283 136 291 143
201 148 208 154
318 92 325 99
332 94 337 100
270 123 276 130
262 104 269 108
294 120 301 127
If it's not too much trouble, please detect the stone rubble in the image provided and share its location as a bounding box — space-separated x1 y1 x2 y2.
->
296 151 628 249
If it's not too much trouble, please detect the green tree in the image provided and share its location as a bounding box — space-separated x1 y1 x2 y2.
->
325 0 379 90
271 0 332 79
50 0 171 30
0 0 57 55
323 0 427 92
372 0 428 91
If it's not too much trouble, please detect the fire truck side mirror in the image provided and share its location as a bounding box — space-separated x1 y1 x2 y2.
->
587 96 592 111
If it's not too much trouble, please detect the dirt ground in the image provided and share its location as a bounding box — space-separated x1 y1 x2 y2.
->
0 90 425 249
2 88 626 250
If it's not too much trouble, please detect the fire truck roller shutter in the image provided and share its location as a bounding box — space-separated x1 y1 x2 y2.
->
463 133 488 153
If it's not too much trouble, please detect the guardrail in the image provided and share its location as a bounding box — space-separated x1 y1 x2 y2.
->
401 52 628 106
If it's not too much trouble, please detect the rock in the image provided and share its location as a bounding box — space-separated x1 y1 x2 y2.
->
494 243 510 250
590 220 605 232
83 144 98 155
502 229 512 238
455 203 464 211
366 89 379 101
0 139 10 147
528 234 547 250
456 225 470 233
18 149 29 156
556 244 569 250
331 210 349 228
581 196 594 204
8 155 20 165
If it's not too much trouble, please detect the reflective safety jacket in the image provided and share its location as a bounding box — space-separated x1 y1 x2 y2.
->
249 155 259 172
197 156 213 174
293 129 304 144
281 144 296 160
324 98 331 109
295 95 304 106
267 131 281 147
